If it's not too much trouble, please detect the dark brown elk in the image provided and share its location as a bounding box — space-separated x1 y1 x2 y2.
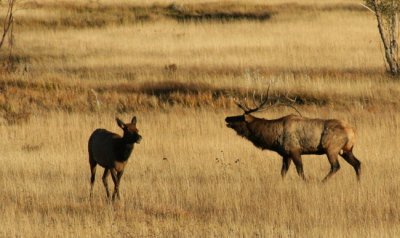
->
225 90 361 182
88 116 142 200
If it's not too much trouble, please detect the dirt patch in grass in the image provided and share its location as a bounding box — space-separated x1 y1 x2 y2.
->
165 3 271 22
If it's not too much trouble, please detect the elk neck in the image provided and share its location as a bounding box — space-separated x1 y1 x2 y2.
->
114 136 135 162
245 116 284 152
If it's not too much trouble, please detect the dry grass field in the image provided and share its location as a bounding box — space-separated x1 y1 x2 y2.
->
1 0 400 237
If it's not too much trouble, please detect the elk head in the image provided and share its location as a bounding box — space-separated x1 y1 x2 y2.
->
116 116 142 144
225 85 271 137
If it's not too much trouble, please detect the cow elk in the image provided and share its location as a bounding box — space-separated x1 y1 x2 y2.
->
88 116 142 200
225 88 361 182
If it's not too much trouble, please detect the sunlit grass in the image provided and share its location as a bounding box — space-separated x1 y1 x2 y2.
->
0 109 400 237
0 0 399 237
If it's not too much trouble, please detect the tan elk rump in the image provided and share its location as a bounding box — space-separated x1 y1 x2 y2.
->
225 89 361 182
88 116 142 200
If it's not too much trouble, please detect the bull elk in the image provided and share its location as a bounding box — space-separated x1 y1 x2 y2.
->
88 116 142 200
225 89 361 182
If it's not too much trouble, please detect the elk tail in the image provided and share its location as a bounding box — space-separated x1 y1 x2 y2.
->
342 127 355 152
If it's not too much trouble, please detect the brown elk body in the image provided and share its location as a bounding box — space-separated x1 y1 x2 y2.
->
225 92 361 182
88 116 142 200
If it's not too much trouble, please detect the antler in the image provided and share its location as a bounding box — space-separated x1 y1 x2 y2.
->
235 100 250 112
235 86 303 117
284 94 297 103
282 94 302 116
235 84 271 114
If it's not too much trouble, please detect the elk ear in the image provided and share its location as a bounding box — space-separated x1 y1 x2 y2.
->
244 114 255 123
131 116 137 125
116 117 126 129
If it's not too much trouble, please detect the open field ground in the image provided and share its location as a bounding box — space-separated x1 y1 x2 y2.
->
1 110 400 237
1 0 400 237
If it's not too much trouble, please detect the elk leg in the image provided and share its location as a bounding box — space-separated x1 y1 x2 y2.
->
110 169 122 201
322 152 341 182
89 160 97 198
291 153 306 181
116 171 124 199
340 151 361 181
102 169 111 198
281 156 292 179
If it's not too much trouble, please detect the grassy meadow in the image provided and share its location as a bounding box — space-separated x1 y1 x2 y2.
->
1 0 400 237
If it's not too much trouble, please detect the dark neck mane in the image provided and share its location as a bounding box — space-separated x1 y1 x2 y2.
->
115 137 134 162
245 118 284 152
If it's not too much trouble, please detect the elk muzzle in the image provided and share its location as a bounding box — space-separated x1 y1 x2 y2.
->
225 115 245 128
135 134 142 144
126 133 142 144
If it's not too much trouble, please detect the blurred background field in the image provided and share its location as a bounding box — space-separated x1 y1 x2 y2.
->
0 0 399 237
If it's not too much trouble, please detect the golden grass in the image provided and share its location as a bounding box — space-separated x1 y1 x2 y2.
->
15 8 378 73
1 0 400 237
1 109 400 237
1 1 392 115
